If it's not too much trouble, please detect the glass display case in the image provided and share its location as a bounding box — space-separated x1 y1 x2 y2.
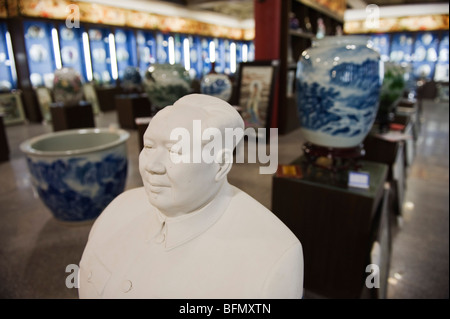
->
58 24 87 82
115 28 138 81
435 33 449 82
412 31 439 81
136 30 156 76
88 27 113 86
0 22 17 91
156 32 170 64
389 33 414 64
370 33 390 62
188 35 202 79
23 20 56 88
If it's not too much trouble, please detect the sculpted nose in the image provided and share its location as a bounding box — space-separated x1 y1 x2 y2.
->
145 150 166 175
148 161 166 174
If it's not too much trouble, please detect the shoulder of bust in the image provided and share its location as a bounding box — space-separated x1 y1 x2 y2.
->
87 187 148 242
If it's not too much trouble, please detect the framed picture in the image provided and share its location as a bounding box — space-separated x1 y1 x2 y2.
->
83 83 100 114
0 92 26 125
35 87 53 123
236 60 278 134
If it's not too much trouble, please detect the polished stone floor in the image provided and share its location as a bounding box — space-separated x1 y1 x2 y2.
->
0 99 448 299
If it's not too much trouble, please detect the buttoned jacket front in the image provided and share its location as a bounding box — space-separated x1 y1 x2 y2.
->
78 184 303 299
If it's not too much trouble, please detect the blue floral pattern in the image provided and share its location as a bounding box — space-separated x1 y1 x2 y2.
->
297 57 381 140
27 154 128 222
200 74 232 102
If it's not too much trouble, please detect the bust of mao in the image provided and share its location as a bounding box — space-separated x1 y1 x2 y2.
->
78 94 303 299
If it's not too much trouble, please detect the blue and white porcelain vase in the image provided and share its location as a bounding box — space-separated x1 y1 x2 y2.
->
20 128 130 222
200 73 232 102
296 36 383 148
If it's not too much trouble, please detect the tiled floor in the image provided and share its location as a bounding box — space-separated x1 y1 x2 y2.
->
0 99 448 299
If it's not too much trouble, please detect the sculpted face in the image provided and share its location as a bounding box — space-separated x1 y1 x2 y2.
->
139 106 225 217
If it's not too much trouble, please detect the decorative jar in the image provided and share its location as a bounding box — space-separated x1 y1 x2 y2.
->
52 67 84 106
296 36 383 148
143 64 191 109
200 73 232 102
121 66 142 92
20 128 130 222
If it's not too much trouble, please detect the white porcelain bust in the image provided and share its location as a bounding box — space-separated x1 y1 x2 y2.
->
78 94 304 299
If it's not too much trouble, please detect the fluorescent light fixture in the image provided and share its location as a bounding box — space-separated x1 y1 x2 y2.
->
230 42 236 73
168 36 175 65
183 38 190 71
109 33 118 80
51 28 62 69
242 43 248 63
82 32 93 81
209 40 215 63
5 31 18 85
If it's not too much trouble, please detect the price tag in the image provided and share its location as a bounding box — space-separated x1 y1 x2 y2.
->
348 171 370 189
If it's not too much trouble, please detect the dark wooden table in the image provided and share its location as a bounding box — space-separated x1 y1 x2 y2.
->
95 86 123 112
0 114 9 162
115 94 152 129
50 101 95 132
272 158 390 298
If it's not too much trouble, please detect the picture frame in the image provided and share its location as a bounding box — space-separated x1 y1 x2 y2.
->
0 92 26 125
236 60 278 136
83 83 100 114
35 87 53 123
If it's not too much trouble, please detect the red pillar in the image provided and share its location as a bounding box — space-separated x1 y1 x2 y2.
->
253 0 287 129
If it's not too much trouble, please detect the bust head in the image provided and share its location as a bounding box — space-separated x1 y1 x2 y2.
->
139 94 244 217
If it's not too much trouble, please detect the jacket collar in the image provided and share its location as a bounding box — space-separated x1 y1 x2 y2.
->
145 182 234 250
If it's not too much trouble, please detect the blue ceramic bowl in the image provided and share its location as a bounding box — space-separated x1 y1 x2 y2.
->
20 128 130 222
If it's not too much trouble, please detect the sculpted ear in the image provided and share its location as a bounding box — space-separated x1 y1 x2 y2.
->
215 149 233 182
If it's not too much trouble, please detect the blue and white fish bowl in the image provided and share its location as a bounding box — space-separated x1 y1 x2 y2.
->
20 128 130 222
200 73 232 102
296 36 383 148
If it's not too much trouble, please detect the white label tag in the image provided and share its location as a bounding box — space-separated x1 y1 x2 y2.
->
348 171 370 189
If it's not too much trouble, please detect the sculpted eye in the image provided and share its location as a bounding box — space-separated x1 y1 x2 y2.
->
144 144 154 150
168 144 182 155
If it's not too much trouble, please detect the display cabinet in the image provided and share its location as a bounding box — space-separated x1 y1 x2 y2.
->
272 159 390 298
254 0 344 135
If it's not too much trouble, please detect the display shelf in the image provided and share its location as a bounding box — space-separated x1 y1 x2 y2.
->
289 29 315 39
272 159 389 298
363 128 408 217
255 0 343 135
